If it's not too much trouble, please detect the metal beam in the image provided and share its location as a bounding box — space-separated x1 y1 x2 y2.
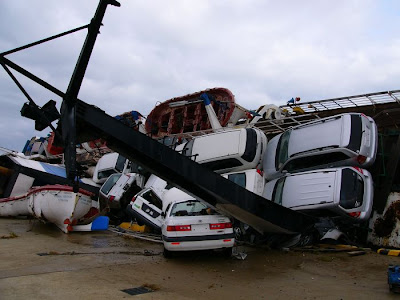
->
72 99 315 234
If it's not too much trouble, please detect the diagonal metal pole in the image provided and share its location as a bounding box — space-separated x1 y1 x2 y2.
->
60 0 120 186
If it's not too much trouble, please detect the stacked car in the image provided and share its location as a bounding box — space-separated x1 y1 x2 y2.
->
262 113 378 222
124 113 378 257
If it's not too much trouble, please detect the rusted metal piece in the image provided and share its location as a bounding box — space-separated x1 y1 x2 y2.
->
373 200 400 237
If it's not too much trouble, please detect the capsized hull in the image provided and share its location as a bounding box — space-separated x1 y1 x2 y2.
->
145 87 236 138
0 185 94 233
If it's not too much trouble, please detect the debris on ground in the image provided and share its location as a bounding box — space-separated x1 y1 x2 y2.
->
292 244 365 253
377 248 400 256
232 247 248 260
108 225 163 243
1 232 18 239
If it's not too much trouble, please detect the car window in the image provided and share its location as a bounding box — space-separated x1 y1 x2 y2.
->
142 189 163 209
339 168 364 209
183 140 194 158
272 177 285 205
100 173 122 195
275 130 291 170
170 200 214 217
98 169 118 180
202 158 243 171
227 172 246 188
347 114 362 152
284 152 350 173
241 128 257 162
164 203 172 217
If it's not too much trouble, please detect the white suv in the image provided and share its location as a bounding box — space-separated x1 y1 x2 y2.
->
175 127 267 174
126 187 165 231
263 113 378 180
263 166 374 221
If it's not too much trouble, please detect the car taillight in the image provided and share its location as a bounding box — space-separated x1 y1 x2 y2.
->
225 222 233 228
167 225 191 231
256 169 264 176
348 212 361 218
357 155 367 164
210 222 232 230
108 195 115 202
131 196 136 203
352 167 364 174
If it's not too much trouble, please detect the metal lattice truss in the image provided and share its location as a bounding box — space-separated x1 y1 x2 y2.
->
280 90 400 114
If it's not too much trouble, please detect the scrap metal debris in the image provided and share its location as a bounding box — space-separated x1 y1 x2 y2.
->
232 247 248 260
108 225 162 243
37 250 160 256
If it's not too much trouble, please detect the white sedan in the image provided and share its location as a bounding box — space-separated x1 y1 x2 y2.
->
161 188 235 257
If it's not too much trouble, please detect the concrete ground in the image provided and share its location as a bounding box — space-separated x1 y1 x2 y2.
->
0 217 398 299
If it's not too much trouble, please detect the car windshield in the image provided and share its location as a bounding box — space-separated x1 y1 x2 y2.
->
339 168 364 209
241 128 257 162
115 155 127 172
275 130 291 170
170 200 216 217
100 173 122 195
272 177 286 205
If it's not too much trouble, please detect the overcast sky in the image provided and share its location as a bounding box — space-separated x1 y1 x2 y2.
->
0 0 399 151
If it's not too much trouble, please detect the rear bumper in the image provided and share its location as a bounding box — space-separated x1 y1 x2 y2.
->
162 232 235 243
163 233 235 251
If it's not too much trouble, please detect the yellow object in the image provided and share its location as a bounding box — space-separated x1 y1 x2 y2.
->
318 244 358 250
119 222 151 233
377 248 400 256
292 106 305 115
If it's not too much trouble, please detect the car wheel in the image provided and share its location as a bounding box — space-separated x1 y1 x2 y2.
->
163 248 172 258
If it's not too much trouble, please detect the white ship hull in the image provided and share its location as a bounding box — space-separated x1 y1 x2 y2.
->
0 185 93 233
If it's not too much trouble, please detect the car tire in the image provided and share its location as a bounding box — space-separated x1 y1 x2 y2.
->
163 248 172 259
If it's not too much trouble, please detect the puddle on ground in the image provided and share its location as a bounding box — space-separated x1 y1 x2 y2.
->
0 217 162 253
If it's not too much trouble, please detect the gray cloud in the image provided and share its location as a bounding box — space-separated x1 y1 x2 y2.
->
1 0 399 151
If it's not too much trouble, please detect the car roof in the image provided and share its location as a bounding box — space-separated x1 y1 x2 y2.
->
288 116 345 156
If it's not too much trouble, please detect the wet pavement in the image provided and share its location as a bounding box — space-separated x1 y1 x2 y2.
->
0 217 397 299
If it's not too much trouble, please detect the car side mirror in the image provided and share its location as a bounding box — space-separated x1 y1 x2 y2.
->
161 212 165 218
